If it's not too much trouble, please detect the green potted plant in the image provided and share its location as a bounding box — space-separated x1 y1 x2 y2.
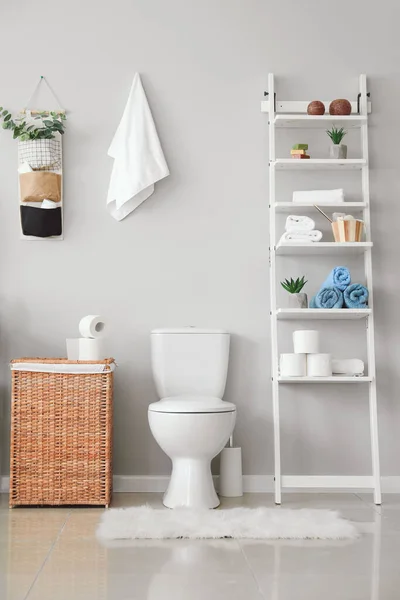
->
0 107 66 170
281 276 308 308
327 126 347 159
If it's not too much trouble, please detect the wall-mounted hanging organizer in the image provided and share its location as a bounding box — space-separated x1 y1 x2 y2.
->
13 77 66 240
262 74 381 505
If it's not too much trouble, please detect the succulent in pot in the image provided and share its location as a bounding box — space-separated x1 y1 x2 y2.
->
327 126 347 159
281 276 308 308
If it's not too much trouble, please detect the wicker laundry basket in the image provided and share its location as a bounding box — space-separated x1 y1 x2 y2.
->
9 358 115 507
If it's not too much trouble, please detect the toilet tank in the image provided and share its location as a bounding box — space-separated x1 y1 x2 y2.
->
151 327 230 398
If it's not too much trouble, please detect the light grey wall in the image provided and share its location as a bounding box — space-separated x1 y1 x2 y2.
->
1 0 399 479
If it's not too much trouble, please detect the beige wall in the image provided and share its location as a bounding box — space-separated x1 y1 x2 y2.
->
1 0 399 479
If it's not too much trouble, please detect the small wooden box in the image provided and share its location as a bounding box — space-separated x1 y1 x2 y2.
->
9 358 114 507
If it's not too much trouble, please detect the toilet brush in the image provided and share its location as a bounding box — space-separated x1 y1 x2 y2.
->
219 435 243 498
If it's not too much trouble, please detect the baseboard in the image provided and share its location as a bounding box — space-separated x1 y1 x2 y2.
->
1 474 400 494
112 475 400 494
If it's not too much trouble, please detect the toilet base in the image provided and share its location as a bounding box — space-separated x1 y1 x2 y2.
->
163 458 220 509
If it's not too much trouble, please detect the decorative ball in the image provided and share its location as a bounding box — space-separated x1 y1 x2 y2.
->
307 100 325 115
329 99 352 115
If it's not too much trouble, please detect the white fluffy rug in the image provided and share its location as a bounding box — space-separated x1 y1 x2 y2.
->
97 505 358 540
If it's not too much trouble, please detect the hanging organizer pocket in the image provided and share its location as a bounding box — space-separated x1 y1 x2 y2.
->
17 77 65 240
20 206 62 238
18 139 62 171
19 172 61 203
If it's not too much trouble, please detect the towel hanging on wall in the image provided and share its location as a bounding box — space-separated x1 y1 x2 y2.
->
107 73 169 221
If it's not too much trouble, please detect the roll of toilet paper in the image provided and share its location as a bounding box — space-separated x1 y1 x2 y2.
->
307 353 332 377
79 315 105 339
280 353 307 377
293 330 319 354
79 338 103 361
66 338 80 360
219 447 243 497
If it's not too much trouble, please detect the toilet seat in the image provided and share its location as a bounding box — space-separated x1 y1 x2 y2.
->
148 395 236 414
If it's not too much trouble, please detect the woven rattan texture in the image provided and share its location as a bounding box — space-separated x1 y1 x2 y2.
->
10 358 114 507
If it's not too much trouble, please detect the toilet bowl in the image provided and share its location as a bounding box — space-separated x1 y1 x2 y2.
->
148 328 236 509
149 396 236 508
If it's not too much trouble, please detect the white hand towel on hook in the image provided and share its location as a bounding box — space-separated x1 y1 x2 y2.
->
107 73 169 221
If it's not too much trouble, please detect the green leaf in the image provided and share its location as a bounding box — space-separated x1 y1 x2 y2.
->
43 120 54 127
4 113 11 121
2 109 8 116
2 122 8 129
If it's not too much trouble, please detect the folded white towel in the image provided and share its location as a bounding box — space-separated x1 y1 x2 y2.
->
293 189 344 204
279 230 323 244
285 215 315 232
107 73 169 221
332 358 364 376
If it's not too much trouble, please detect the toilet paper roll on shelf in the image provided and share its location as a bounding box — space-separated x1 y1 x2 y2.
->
280 353 307 377
307 353 332 377
293 330 319 354
79 315 106 339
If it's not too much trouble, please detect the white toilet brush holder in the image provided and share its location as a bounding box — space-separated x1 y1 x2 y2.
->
219 445 243 498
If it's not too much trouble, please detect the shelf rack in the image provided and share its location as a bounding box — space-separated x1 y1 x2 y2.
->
264 73 381 505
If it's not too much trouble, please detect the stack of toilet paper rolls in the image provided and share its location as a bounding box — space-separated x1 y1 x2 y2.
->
280 330 332 377
66 315 106 361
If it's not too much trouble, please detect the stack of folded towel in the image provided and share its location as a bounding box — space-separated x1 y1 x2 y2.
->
279 215 323 244
310 267 369 309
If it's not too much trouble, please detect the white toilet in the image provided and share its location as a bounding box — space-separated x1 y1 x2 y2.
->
148 327 236 509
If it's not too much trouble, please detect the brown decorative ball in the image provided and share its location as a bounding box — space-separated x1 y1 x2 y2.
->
329 99 352 115
307 100 325 115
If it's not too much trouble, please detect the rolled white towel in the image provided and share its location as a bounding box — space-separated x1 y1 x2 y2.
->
332 358 364 376
279 230 323 244
285 215 315 232
293 189 344 204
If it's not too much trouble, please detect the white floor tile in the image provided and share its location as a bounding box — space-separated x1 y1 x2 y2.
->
0 492 398 600
27 573 264 600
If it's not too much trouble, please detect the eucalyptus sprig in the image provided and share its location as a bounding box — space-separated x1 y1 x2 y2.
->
0 107 66 141
281 276 307 294
326 126 347 145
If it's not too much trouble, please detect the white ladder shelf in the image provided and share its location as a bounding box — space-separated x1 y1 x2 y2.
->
263 73 381 505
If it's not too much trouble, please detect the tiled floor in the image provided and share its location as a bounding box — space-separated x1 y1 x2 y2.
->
0 491 399 599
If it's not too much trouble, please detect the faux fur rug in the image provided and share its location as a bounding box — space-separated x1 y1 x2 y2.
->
97 505 358 540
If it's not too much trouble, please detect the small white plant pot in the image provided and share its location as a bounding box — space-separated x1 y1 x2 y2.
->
287 293 308 309
330 144 347 159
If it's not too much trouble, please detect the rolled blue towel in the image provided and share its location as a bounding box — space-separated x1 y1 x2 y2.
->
310 286 344 309
344 283 369 308
321 266 351 292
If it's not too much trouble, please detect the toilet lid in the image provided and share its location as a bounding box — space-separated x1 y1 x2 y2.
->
148 396 236 414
